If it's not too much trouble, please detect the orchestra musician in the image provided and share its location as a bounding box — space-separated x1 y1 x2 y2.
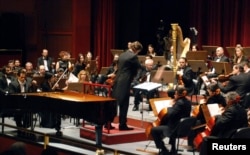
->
150 86 191 155
174 57 195 96
131 58 157 111
216 63 250 104
198 91 248 155
232 44 248 65
112 41 143 131
188 82 226 147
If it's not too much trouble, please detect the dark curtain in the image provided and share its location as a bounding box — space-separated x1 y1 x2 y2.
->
92 0 115 68
189 0 250 48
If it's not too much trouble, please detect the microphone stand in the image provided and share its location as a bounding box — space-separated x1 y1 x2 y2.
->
52 68 68 90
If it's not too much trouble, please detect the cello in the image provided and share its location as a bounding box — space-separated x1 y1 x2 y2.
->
145 107 168 139
193 116 215 150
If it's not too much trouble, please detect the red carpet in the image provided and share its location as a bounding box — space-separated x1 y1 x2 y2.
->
80 123 148 145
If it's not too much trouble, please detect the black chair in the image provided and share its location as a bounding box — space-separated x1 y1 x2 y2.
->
172 116 197 155
231 127 250 138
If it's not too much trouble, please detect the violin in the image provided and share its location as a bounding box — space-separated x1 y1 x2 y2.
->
217 73 233 82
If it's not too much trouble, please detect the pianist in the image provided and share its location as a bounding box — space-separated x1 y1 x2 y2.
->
8 69 38 135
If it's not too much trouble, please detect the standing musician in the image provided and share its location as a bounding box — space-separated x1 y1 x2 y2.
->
150 86 192 155
175 57 195 96
198 91 248 155
131 58 157 111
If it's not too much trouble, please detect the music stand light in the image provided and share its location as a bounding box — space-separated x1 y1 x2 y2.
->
186 51 208 61
111 49 124 57
188 60 208 73
211 61 232 75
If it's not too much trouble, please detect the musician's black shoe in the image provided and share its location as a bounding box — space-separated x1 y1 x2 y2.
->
159 146 170 155
104 124 115 130
119 125 134 131
132 105 139 111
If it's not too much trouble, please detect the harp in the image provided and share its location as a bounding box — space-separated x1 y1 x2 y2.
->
171 23 191 72
176 25 191 59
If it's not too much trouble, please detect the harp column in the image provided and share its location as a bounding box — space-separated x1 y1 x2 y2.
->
171 23 178 75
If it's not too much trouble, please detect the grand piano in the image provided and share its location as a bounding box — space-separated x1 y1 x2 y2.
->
0 90 116 146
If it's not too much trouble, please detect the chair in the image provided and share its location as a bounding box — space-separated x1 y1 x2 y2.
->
172 116 197 155
231 127 250 138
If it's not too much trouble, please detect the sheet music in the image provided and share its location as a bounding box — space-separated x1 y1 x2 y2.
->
154 100 173 114
67 73 79 82
201 75 211 86
133 82 162 91
207 104 221 116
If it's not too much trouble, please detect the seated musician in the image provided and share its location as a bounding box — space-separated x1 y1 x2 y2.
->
205 47 230 78
0 66 14 94
199 91 248 155
198 47 230 94
40 72 58 128
216 63 250 105
8 69 38 135
96 54 118 85
131 58 157 111
232 44 248 65
174 57 195 96
188 82 226 147
150 86 192 155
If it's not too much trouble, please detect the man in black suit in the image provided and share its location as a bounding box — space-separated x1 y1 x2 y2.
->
131 58 157 111
112 41 143 130
217 63 250 103
175 57 195 96
199 91 248 155
150 86 192 155
37 49 54 73
0 66 14 94
8 69 38 131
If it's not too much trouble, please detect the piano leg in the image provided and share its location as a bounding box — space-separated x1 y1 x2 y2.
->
55 113 62 136
95 125 103 147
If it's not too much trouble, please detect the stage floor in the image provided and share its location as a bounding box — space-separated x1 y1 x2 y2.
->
0 96 199 155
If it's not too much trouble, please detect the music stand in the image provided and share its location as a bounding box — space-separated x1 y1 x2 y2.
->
202 45 218 57
243 47 250 58
188 60 208 73
151 70 175 85
32 76 45 88
226 47 235 58
133 82 162 127
111 49 124 56
137 55 146 64
153 56 168 66
186 51 208 61
211 61 232 75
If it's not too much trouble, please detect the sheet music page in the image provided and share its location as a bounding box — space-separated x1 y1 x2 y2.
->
201 75 211 86
133 82 162 91
154 99 173 114
207 104 221 116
